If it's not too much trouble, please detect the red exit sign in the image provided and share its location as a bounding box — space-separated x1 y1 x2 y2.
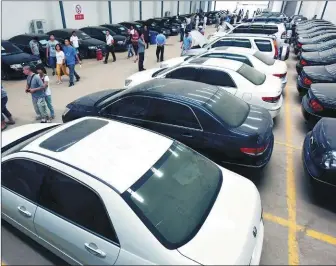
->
75 14 84 20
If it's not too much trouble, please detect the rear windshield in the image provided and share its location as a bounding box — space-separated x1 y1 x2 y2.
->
1 42 22 55
122 141 222 249
254 39 273 52
237 64 266 85
206 89 250 127
253 51 275 65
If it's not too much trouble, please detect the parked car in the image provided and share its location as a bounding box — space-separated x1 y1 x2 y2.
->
125 58 283 118
80 26 127 52
1 116 264 265
297 29 336 42
63 79 274 169
160 47 288 89
295 33 336 55
119 21 143 33
159 17 181 34
47 29 106 59
297 63 336 95
140 19 172 36
296 20 333 32
8 33 52 67
100 23 129 37
301 39 336 53
1 40 44 80
296 26 336 39
301 83 336 128
302 117 336 194
296 48 336 74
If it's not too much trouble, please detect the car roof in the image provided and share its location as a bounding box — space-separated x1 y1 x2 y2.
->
211 46 256 55
81 26 107 30
186 57 243 71
225 33 275 39
49 28 78 33
11 33 50 38
22 117 173 193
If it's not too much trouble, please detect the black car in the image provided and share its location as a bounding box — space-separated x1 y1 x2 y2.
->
1 40 45 80
297 63 336 95
139 19 171 36
100 23 129 37
296 48 336 74
119 22 143 33
8 34 53 66
297 26 336 38
295 33 336 55
301 83 336 128
302 118 336 193
160 17 181 34
47 29 106 59
298 29 336 41
80 26 126 52
301 39 336 53
62 79 274 169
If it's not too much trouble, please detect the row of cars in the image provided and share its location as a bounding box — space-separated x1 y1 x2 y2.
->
292 19 336 194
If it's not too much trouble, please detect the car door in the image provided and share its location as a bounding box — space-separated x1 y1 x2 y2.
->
164 66 200 81
198 68 238 95
34 168 120 265
1 158 48 241
144 98 203 149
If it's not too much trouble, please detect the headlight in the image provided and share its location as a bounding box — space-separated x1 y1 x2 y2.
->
160 63 168 68
63 107 71 116
321 151 336 169
88 46 97 49
125 79 132 86
10 64 22 69
37 59 42 64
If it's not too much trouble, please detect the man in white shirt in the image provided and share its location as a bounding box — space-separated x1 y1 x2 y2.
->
70 31 80 58
104 30 116 64
203 16 207 29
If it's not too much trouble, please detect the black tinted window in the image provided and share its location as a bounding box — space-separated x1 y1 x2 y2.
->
211 39 232 48
237 64 266 85
38 170 118 243
2 159 47 202
254 39 273 52
107 96 150 119
199 69 236 87
232 39 252 48
148 99 201 129
253 51 275 65
166 67 198 81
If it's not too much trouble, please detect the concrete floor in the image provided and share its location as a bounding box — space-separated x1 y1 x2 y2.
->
2 27 336 265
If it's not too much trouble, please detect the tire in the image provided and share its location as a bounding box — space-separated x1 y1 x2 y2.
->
1 69 9 80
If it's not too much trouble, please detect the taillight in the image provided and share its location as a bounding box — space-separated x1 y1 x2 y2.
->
303 77 313 85
262 95 281 103
240 146 267 156
297 42 302 48
300 59 307 66
309 99 323 112
273 40 278 58
273 73 287 78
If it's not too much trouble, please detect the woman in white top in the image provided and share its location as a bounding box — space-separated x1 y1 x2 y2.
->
55 43 69 84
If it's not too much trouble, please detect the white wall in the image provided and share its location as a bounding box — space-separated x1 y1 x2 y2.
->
112 1 132 23
271 1 283 12
323 1 336 24
142 1 154 20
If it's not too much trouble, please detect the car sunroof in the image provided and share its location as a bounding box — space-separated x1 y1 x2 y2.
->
39 119 108 152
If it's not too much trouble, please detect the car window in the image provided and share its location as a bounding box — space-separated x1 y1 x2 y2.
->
254 39 273 52
165 67 198 81
38 169 118 243
148 99 201 129
211 39 232 48
237 64 266 85
253 51 275 65
232 39 252 48
106 96 150 119
2 159 47 202
202 53 253 67
199 69 236 87
122 141 222 249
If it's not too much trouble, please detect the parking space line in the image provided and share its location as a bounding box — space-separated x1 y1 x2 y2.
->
274 141 302 151
284 83 299 265
264 212 336 246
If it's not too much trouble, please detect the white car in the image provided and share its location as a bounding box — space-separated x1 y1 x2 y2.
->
2 117 264 265
160 47 288 89
125 58 283 118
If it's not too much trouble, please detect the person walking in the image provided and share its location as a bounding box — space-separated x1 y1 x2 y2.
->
126 29 134 59
131 27 140 63
138 33 146 71
55 43 69 84
1 86 15 130
24 65 49 123
195 15 199 30
63 38 81 87
181 31 193 56
156 31 166 62
104 30 116 64
37 66 55 120
203 15 207 29
180 20 185 42
46 34 59 76
143 26 150 49
70 31 80 60
29 36 40 58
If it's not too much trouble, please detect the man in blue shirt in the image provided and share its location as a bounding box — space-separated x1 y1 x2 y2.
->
155 31 166 62
63 38 81 87
181 31 193 56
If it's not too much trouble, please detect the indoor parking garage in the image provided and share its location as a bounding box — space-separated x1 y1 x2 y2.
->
1 0 336 265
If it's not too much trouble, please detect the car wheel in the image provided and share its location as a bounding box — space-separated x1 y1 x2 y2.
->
1 69 9 80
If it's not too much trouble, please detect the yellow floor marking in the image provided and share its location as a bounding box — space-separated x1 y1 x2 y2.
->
275 140 302 151
284 83 299 265
264 213 336 246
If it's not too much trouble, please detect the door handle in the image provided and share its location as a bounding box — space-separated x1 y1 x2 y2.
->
84 243 106 258
17 206 32 218
182 133 194 138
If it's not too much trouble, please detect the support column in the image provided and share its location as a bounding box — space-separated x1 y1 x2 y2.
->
59 1 66 29
108 1 112 23
321 1 328 19
139 1 142 20
177 1 180 15
214 1 216 11
161 1 164 17
298 1 303 15
190 1 192 13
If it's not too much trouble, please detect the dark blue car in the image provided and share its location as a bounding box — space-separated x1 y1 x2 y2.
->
302 118 336 192
62 79 274 168
301 83 336 128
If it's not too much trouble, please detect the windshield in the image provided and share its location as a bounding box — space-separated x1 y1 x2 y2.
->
2 42 23 55
206 89 250 127
237 64 266 85
121 141 222 249
76 31 91 40
253 51 275 65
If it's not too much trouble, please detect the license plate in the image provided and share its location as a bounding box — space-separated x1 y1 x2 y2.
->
118 41 123 44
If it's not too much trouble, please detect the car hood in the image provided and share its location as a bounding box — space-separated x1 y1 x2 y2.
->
69 89 121 107
160 56 190 68
80 37 106 46
303 65 335 82
125 68 161 87
189 30 207 48
2 52 40 65
313 118 336 151
178 166 262 265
